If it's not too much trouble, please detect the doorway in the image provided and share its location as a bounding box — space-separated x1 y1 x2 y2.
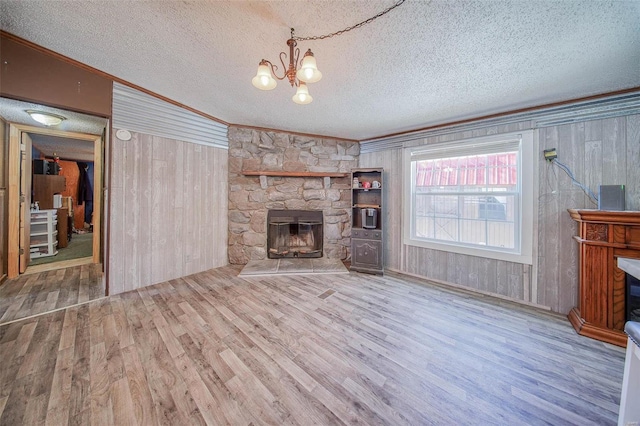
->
1 98 108 324
8 123 104 274
27 136 97 272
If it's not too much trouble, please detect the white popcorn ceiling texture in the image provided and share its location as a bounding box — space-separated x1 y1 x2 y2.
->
1 0 639 140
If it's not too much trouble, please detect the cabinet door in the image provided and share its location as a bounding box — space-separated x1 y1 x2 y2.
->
352 239 382 270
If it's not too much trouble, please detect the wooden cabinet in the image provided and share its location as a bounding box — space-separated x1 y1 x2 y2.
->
32 174 66 210
568 209 640 347
30 209 58 258
351 168 384 274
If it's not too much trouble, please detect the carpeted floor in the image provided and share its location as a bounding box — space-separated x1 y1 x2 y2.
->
239 258 349 276
29 232 93 266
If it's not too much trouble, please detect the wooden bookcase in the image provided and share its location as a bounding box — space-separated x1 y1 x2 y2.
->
351 168 384 275
568 209 640 347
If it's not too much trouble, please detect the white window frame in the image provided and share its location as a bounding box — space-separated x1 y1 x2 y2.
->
403 130 535 265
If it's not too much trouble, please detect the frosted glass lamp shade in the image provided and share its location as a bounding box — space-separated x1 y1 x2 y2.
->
252 63 277 90
26 110 66 126
292 82 313 105
296 50 322 83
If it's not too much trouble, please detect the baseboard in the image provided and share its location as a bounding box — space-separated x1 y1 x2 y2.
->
385 267 553 312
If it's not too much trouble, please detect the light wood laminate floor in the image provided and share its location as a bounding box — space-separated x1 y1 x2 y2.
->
0 263 104 324
0 265 625 425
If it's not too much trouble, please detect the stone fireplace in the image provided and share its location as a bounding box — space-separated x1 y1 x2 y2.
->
227 126 359 264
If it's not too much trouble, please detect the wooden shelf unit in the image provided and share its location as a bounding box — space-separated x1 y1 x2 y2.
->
350 168 384 275
568 209 640 347
30 209 58 259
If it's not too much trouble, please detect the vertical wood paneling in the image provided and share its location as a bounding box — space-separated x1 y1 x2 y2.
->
151 136 168 284
0 117 6 279
109 129 228 294
109 138 126 295
627 115 640 211
538 127 562 310
167 137 182 281
536 115 638 314
360 115 639 313
602 117 627 186
557 124 583 313
138 134 153 287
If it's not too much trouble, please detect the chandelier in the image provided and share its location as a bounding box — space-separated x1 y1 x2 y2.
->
251 0 406 105
252 28 321 105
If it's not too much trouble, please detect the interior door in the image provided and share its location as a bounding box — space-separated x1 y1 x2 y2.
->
19 133 33 273
7 125 33 276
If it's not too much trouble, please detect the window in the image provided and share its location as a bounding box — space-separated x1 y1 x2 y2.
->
404 131 534 264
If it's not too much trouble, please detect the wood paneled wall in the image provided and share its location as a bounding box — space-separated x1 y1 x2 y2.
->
109 130 228 295
0 117 6 279
537 114 640 313
360 114 640 314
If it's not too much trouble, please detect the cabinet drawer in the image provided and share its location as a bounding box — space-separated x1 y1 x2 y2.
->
352 229 382 240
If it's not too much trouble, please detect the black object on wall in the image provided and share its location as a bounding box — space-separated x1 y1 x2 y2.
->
33 159 59 175
33 159 48 175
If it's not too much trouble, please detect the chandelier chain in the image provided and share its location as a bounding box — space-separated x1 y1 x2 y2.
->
292 0 406 41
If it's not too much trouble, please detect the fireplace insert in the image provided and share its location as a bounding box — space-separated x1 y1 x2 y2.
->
267 210 323 258
627 274 640 322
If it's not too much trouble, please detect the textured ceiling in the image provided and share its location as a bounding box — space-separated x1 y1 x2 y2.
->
1 1 639 140
0 97 106 162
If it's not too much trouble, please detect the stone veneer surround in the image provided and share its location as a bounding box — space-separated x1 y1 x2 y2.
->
227 126 359 264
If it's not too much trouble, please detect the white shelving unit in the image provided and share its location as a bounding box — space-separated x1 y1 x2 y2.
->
30 209 58 258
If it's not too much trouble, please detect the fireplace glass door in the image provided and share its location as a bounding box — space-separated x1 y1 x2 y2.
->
267 210 323 258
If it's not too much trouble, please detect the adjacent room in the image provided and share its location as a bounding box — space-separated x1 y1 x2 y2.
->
1 1 639 424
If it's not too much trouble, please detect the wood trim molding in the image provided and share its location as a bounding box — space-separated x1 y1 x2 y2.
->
368 87 640 142
568 308 628 347
242 171 348 178
568 209 640 224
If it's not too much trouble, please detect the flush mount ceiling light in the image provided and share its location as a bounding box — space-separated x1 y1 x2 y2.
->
26 110 67 126
251 0 405 105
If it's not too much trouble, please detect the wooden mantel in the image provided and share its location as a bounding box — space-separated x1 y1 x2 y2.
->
242 170 348 178
568 209 640 347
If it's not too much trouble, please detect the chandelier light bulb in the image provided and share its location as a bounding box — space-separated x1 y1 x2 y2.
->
296 50 322 84
292 82 313 105
252 62 277 90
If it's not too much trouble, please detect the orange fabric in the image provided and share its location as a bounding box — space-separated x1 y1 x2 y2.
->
57 160 85 230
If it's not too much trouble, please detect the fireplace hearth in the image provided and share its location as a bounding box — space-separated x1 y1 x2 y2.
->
267 210 323 259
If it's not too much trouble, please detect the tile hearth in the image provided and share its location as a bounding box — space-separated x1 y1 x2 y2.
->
239 258 348 276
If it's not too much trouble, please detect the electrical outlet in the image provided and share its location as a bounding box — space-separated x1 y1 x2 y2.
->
543 148 557 161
